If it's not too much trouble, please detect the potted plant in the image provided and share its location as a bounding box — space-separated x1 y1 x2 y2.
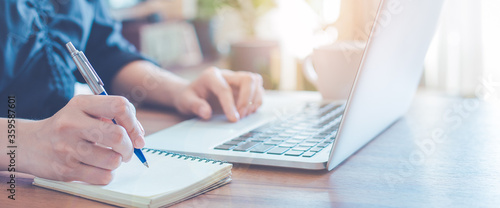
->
194 0 277 56
205 0 279 89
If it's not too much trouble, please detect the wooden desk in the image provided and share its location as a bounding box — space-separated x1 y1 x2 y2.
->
2 91 500 207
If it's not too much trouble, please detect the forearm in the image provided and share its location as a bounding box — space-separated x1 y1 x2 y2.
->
110 60 189 107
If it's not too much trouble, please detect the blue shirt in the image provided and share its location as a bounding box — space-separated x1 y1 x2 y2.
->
0 0 148 119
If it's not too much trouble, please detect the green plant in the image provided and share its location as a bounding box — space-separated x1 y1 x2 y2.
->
196 0 276 36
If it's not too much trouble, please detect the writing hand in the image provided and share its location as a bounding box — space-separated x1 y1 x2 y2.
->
20 95 145 184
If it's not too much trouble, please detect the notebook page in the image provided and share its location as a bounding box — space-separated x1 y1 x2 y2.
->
99 151 231 197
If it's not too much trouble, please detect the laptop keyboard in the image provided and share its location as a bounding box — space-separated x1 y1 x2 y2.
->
214 103 345 157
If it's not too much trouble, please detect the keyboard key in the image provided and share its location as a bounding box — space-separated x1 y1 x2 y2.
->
318 103 331 109
309 147 324 152
285 129 300 134
320 103 340 112
324 115 339 123
233 142 260 151
323 139 334 144
292 126 309 131
214 144 235 150
241 132 257 138
279 143 298 148
278 133 294 137
305 139 322 143
302 151 317 157
293 135 309 140
232 136 248 141
285 150 305 156
320 110 332 118
267 147 290 155
223 140 242 146
332 111 344 119
261 132 278 137
316 142 331 148
319 120 331 126
325 137 335 143
287 139 304 143
303 142 319 147
250 144 275 153
270 138 286 142
298 143 316 147
272 125 287 130
266 130 282 135
330 123 340 130
314 124 325 129
278 135 293 140
264 140 282 145
251 137 268 142
298 132 315 137
292 146 311 151
317 131 331 136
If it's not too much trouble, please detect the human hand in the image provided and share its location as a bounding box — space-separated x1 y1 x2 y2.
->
20 95 145 185
173 67 265 122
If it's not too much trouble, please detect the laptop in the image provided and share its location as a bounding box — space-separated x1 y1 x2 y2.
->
144 0 444 171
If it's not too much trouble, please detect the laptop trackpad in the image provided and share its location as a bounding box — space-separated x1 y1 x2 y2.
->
188 112 273 130
145 112 276 149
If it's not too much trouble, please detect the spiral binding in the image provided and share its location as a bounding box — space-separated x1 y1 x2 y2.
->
143 148 228 165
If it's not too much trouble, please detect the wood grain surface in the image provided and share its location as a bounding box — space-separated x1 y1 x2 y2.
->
2 91 499 208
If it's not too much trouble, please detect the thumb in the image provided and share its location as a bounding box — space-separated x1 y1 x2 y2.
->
186 94 212 120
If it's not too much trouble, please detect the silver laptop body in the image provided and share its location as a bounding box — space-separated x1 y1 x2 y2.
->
144 0 444 171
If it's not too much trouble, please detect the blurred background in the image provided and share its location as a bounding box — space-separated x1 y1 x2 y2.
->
105 0 500 100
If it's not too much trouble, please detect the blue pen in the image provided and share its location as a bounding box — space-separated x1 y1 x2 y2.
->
66 42 149 168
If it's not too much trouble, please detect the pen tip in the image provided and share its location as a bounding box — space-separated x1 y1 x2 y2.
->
144 162 149 168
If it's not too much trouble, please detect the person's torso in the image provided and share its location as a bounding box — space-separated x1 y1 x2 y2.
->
0 0 98 119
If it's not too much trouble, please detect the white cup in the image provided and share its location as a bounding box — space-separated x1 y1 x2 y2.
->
303 41 366 100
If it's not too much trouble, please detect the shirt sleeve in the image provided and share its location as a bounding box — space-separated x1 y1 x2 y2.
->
82 0 153 93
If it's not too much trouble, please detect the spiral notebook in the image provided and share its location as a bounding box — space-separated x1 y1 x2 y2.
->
33 149 232 208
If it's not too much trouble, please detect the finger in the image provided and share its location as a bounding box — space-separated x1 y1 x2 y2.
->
226 72 257 118
72 95 144 148
77 115 134 162
250 86 264 114
205 68 240 122
71 163 114 185
135 121 146 148
74 141 123 171
184 90 213 119
99 117 145 148
245 74 264 115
